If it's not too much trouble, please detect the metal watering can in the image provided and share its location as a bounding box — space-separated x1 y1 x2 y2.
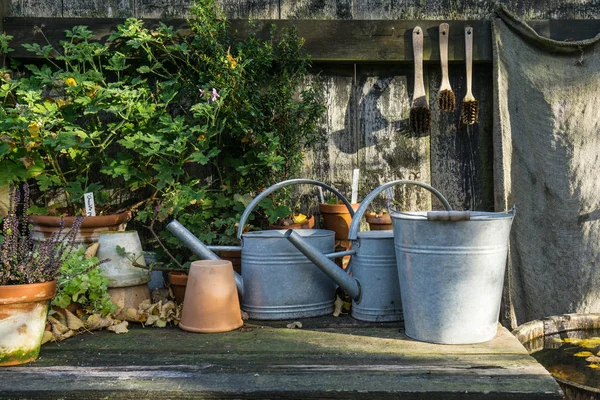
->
166 179 356 320
285 180 452 322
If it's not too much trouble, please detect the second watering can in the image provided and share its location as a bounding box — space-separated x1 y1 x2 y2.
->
285 180 453 322
166 179 355 320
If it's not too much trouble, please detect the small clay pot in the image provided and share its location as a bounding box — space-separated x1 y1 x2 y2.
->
107 283 151 311
179 260 243 333
0 280 56 366
365 212 393 231
168 272 188 304
268 215 315 230
319 203 360 240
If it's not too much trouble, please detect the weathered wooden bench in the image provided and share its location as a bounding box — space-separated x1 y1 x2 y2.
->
0 316 563 399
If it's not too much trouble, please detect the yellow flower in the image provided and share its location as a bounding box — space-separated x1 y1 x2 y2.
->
64 78 77 87
226 52 237 69
25 141 38 151
241 135 249 143
28 122 40 137
56 98 72 108
197 134 206 142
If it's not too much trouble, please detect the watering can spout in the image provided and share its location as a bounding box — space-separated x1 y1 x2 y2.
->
284 230 361 302
166 219 244 297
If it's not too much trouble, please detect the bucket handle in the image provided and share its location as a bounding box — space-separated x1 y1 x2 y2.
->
348 180 453 240
237 179 355 240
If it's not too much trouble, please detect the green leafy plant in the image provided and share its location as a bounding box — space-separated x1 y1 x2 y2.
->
0 0 326 267
52 247 116 317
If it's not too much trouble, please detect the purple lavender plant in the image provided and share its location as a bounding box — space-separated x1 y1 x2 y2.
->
0 184 84 286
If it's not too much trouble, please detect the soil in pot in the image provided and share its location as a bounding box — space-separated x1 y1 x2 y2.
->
268 214 315 230
0 280 56 366
168 272 188 304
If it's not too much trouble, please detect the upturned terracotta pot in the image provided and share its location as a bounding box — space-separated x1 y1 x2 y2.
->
319 203 360 240
168 272 188 304
29 211 131 246
0 280 56 366
179 260 243 333
268 215 315 230
365 212 393 231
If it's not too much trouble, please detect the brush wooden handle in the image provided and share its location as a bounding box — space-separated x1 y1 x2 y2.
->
412 26 426 99
465 26 474 100
439 23 451 91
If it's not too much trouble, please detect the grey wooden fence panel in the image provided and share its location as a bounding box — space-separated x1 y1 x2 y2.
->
356 65 431 211
135 0 183 18
61 0 135 17
279 1 352 19
429 64 494 211
9 0 62 17
214 0 279 19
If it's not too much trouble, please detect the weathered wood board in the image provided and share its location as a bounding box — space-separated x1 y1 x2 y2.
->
0 318 564 399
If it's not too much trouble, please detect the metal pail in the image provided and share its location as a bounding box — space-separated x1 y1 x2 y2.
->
392 209 515 344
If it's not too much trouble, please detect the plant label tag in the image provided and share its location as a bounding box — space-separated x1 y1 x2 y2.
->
84 192 96 216
386 188 394 210
351 168 360 204
318 187 325 203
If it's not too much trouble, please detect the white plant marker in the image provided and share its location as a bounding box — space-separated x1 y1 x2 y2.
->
386 188 394 210
84 192 96 216
318 187 325 203
351 169 360 204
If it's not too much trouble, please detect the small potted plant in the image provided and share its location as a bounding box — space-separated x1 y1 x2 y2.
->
319 197 360 240
365 209 392 230
0 185 83 366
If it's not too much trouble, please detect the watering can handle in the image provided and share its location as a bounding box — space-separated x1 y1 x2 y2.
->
348 180 453 240
237 179 355 240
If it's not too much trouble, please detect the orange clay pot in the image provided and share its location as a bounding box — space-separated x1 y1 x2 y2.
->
319 203 360 240
365 212 393 231
0 280 56 366
168 272 188 304
29 212 131 246
179 260 243 333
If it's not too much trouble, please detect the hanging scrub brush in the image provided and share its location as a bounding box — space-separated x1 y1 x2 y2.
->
409 26 431 135
461 26 479 125
437 23 455 112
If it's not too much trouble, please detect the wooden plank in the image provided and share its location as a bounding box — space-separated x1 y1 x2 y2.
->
8 0 61 17
279 0 352 19
62 0 135 18
355 65 431 211
429 64 494 211
4 17 600 62
215 0 279 19
0 322 564 399
2 18 493 61
135 0 183 18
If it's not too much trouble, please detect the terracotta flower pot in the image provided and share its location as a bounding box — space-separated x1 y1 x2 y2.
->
168 272 188 304
29 211 131 246
365 212 393 231
268 215 315 230
179 260 243 333
0 280 56 366
319 203 360 240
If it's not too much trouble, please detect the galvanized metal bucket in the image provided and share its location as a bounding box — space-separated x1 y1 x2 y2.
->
345 180 453 322
392 203 515 344
167 179 355 320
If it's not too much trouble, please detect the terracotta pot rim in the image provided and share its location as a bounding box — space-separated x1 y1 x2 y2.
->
0 280 57 305
190 260 233 268
366 215 393 224
319 203 360 214
168 271 188 285
29 211 132 228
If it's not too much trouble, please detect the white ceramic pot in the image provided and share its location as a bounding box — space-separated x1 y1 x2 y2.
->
97 231 151 288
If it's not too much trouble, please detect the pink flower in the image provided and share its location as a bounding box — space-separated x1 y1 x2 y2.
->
211 88 220 102
198 88 204 98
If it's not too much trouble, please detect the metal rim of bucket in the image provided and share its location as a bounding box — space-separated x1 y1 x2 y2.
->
391 210 515 221
243 229 334 238
236 179 355 241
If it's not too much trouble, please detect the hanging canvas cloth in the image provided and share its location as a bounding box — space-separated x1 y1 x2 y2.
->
493 6 600 327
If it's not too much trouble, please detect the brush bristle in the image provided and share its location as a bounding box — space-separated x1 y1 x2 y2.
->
461 100 479 125
410 106 431 135
438 89 456 112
